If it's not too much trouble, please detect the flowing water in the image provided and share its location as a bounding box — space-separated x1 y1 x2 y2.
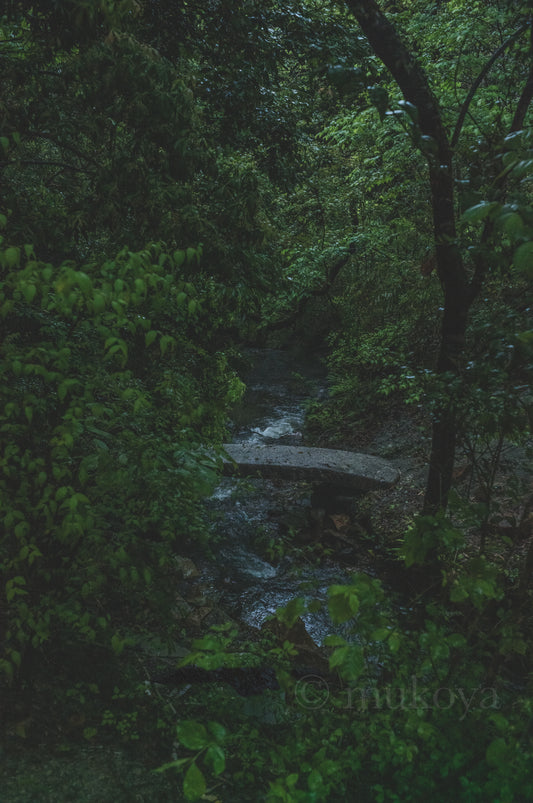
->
205 348 353 645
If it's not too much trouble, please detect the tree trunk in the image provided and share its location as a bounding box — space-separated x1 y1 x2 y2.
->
344 0 468 512
424 280 469 513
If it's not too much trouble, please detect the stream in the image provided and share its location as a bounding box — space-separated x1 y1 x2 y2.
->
204 348 354 645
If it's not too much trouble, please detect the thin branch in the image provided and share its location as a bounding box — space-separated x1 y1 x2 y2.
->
511 68 533 132
344 0 466 297
468 31 533 303
36 69 64 77
2 159 89 173
344 0 449 152
0 35 25 44
262 243 356 333
44 168 68 187
37 133 104 169
451 24 529 149
510 24 533 132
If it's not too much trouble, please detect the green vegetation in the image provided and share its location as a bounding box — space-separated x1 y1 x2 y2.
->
1 1 532 801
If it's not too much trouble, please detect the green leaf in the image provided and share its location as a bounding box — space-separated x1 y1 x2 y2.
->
388 633 401 653
490 714 509 731
183 762 206 801
329 644 365 680
58 379 80 401
92 292 106 313
447 633 466 648
174 250 186 268
286 773 299 788
0 659 14 681
145 329 158 347
486 737 508 768
430 641 449 661
4 247 20 267
513 241 533 275
327 585 359 624
133 395 149 413
160 335 175 355
498 211 524 238
308 768 323 791
204 744 225 775
449 583 468 603
76 271 92 294
276 597 306 627
22 284 37 303
511 158 533 178
208 721 226 743
462 201 499 223
111 635 122 654
177 720 208 750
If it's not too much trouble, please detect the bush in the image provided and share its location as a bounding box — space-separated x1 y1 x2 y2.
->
0 240 238 693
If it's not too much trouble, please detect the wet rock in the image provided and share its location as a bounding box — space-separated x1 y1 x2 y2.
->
185 606 213 627
222 444 400 491
262 617 330 674
172 593 192 619
174 556 200 579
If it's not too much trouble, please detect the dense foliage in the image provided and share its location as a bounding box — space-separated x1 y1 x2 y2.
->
1 1 532 801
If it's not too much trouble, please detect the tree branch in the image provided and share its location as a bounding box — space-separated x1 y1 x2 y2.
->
2 159 89 173
451 24 529 149
468 25 533 303
343 0 466 299
510 24 533 132
343 0 450 157
37 133 104 169
263 243 356 333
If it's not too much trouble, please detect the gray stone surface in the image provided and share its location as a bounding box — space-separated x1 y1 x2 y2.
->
221 443 400 491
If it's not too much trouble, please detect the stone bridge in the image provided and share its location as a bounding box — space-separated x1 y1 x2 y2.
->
221 443 399 492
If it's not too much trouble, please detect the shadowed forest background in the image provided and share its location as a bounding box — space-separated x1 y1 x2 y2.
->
1 1 532 801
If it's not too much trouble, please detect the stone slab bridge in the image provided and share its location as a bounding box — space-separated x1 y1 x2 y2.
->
221 443 400 493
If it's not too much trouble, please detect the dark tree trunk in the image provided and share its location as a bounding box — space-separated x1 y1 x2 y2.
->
424 280 469 513
423 158 470 512
344 0 468 512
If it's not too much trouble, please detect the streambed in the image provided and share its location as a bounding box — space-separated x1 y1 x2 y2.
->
203 348 357 645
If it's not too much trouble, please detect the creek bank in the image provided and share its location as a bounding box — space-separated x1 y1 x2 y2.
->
152 349 415 687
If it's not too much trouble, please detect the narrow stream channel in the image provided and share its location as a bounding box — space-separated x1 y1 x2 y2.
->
205 348 353 645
